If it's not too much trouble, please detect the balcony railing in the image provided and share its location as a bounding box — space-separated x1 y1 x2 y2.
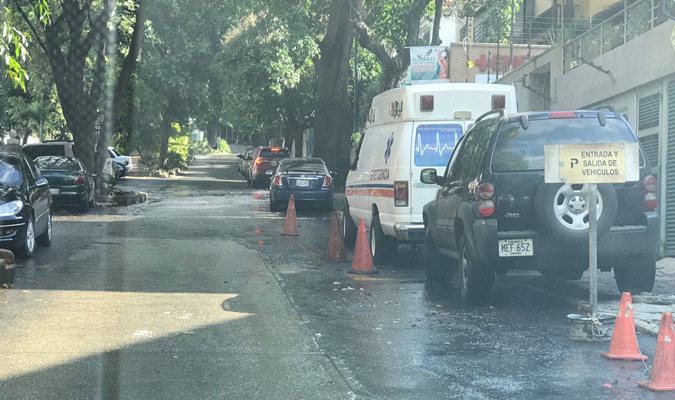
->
563 0 675 73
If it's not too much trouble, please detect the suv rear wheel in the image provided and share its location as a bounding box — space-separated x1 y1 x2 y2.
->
614 259 656 294
458 233 494 305
370 215 396 265
424 227 452 283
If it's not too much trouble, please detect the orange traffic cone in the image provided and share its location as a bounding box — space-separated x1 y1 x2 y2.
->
350 218 377 274
281 195 299 236
638 312 675 391
601 292 648 361
326 212 347 261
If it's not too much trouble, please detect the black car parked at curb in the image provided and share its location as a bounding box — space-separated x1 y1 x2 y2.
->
35 156 95 212
422 109 660 304
0 152 52 258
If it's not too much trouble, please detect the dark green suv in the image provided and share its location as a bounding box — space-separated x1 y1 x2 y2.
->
421 109 660 304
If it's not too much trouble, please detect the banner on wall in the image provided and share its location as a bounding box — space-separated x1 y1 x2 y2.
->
409 46 448 85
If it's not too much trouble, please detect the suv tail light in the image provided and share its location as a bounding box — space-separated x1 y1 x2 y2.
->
323 176 332 187
394 181 408 207
273 175 282 186
73 175 85 184
492 95 505 110
643 174 658 211
476 182 496 217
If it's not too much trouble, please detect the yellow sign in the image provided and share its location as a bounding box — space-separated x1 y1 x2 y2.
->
558 143 626 183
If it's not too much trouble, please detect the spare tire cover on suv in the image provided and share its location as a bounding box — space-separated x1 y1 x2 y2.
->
534 182 618 243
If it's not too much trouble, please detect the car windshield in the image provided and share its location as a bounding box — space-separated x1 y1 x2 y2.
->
278 159 326 173
0 157 23 186
22 145 65 159
35 157 80 171
259 149 290 158
492 117 639 172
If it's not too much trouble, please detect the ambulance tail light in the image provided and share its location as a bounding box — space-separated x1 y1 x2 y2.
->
394 181 408 207
492 95 506 110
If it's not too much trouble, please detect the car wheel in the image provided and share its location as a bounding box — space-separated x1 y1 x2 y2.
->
247 173 252 187
324 199 333 212
458 233 494 305
424 227 453 283
80 193 91 212
36 210 52 247
539 268 585 281
614 258 656 294
534 183 618 244
343 204 357 250
17 216 36 258
370 214 396 265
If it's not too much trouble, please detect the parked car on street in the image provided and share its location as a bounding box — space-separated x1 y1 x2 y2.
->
421 109 660 304
246 147 291 188
343 83 518 264
237 147 254 175
0 152 52 257
269 158 334 212
35 156 95 212
108 147 133 176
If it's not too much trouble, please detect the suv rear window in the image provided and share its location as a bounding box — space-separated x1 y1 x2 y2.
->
259 149 290 158
35 157 80 171
491 118 638 172
279 159 326 173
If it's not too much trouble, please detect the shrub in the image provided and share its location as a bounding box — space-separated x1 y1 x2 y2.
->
218 138 231 153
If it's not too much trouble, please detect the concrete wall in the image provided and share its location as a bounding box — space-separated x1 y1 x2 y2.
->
554 20 675 110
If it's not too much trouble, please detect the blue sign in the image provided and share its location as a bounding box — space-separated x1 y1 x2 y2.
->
384 133 394 164
414 124 463 166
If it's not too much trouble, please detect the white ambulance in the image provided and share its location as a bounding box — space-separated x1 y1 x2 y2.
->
343 83 517 263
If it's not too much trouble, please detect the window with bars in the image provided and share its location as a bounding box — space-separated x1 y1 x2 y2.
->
638 93 660 131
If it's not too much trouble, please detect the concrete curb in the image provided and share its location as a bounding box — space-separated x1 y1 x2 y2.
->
95 191 148 206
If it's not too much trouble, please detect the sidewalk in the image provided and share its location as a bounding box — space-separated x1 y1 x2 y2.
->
505 258 675 336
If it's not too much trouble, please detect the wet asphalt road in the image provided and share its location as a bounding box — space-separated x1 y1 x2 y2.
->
0 154 671 400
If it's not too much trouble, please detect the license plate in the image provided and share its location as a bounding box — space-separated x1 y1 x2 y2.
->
296 180 309 187
265 170 273 175
498 239 533 257
49 188 60 196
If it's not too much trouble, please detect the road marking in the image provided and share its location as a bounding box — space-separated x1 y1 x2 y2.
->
348 274 397 282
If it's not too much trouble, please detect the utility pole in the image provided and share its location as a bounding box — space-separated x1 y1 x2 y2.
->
510 0 515 72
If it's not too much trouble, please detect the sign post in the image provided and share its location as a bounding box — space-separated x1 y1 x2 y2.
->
545 142 640 317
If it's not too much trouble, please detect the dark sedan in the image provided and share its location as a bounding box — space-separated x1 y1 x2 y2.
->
269 158 333 212
35 156 95 212
0 152 52 258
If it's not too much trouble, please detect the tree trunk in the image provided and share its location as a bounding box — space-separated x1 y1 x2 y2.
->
110 0 146 132
207 120 219 149
160 104 172 167
313 0 353 169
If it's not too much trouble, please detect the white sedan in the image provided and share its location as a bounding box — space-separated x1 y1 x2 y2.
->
108 147 133 172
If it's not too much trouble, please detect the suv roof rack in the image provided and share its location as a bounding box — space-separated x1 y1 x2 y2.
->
475 109 508 124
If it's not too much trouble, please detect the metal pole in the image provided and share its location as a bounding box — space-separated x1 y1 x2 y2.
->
510 0 515 72
562 0 566 43
496 32 500 80
487 51 491 83
354 33 359 135
588 184 598 316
